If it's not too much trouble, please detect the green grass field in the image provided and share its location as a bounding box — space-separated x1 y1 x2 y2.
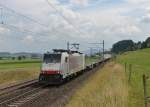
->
0 57 100 85
85 56 101 66
0 59 41 85
0 59 41 70
116 48 150 107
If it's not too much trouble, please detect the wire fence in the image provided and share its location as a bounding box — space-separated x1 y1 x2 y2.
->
143 75 150 107
124 63 150 107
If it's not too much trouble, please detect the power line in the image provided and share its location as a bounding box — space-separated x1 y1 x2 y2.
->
0 23 50 38
0 23 70 44
0 3 78 42
88 40 105 60
46 0 84 36
0 4 48 28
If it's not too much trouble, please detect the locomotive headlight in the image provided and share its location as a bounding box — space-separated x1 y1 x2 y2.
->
57 71 61 74
41 70 45 74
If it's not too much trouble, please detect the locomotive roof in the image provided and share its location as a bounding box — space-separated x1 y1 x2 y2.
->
53 49 83 54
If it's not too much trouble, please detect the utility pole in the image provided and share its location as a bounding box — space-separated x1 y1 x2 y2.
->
103 40 105 60
89 47 93 57
0 7 3 24
67 42 70 51
89 40 105 60
88 47 100 57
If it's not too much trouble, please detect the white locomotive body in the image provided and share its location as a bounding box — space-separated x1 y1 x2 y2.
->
39 49 85 84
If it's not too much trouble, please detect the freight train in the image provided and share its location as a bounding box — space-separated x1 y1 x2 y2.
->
39 49 109 84
39 49 86 84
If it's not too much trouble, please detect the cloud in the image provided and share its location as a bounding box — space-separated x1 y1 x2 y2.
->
22 35 34 43
0 25 10 34
141 14 150 23
70 0 89 6
0 0 150 52
126 0 149 4
138 7 150 23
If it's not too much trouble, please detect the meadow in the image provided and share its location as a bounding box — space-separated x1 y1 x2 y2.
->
0 56 100 85
85 56 101 66
0 59 41 85
116 48 150 107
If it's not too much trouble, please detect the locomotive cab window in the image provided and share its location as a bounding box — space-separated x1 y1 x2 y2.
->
43 54 61 63
65 57 68 63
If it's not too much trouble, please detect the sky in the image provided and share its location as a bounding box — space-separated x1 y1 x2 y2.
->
0 0 150 53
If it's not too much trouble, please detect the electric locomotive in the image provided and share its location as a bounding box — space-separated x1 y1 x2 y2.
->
39 49 85 84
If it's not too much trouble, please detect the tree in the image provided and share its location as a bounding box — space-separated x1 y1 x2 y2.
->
22 56 26 60
141 41 147 49
136 41 142 49
18 56 22 60
12 57 15 60
145 37 150 48
112 40 134 54
111 37 150 54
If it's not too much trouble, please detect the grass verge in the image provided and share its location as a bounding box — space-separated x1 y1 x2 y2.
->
65 62 128 107
116 48 150 107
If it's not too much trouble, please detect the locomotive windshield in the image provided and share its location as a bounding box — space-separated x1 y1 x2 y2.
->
43 54 61 63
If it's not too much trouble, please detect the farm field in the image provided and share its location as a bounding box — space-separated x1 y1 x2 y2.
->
85 56 101 66
0 56 100 85
0 59 41 85
116 48 150 107
0 59 41 70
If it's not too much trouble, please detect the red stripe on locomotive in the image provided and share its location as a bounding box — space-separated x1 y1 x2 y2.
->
41 70 61 74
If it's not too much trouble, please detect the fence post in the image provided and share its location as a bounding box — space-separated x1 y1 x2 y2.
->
125 62 127 72
128 64 132 82
143 74 148 107
113 55 116 63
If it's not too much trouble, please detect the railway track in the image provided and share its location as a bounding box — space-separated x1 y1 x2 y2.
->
0 85 50 107
0 79 41 107
0 59 110 107
22 59 109 107
0 79 38 95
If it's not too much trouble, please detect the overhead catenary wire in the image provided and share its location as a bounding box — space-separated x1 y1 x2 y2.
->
0 22 71 45
88 40 105 59
0 23 51 39
0 3 48 28
0 2 93 51
0 2 85 38
0 3 77 42
0 4 60 39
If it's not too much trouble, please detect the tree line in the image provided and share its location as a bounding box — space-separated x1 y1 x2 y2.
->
111 37 150 54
